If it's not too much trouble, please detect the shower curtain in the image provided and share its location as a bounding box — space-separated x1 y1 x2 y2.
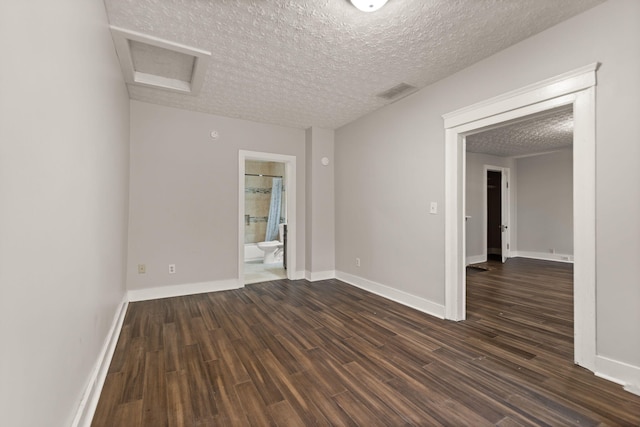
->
265 177 282 241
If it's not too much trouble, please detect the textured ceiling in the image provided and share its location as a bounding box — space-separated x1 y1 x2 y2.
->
466 107 573 157
104 0 603 130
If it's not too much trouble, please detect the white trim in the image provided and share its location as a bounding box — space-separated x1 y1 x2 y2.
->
571 86 597 369
239 151 297 285
444 129 466 321
466 255 486 265
595 355 640 397
512 251 574 263
109 26 210 95
336 271 445 319
71 297 129 427
454 93 579 136
127 279 241 302
305 270 336 282
443 63 598 128
444 63 598 371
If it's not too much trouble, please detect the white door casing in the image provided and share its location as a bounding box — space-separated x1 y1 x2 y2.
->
443 63 598 371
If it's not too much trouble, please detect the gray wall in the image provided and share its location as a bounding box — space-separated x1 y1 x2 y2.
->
517 150 573 256
305 127 336 276
465 149 573 262
127 101 306 290
335 0 640 368
0 0 130 425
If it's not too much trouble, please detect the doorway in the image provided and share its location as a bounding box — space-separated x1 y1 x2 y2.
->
243 160 287 284
238 150 297 285
444 63 597 370
484 166 510 263
487 170 503 262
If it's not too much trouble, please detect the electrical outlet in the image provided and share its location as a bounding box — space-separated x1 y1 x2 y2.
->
429 202 438 214
356 258 361 267
169 264 176 274
137 264 146 274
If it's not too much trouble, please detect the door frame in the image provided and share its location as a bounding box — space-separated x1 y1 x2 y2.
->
483 165 511 263
443 63 598 371
238 150 297 283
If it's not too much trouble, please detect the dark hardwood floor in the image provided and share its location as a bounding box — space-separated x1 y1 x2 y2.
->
92 258 640 426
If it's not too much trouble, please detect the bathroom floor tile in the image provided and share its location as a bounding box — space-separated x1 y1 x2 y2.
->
244 260 286 284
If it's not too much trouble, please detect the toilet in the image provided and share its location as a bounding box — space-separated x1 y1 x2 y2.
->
256 224 285 264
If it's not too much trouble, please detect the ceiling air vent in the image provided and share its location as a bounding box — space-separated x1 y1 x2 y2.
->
377 83 418 101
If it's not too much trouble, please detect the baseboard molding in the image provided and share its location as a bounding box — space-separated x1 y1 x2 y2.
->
128 279 242 302
305 270 336 282
466 255 486 266
71 296 129 427
335 271 445 319
291 270 306 280
512 251 574 263
595 355 640 396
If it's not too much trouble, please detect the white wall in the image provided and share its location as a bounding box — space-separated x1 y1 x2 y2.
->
0 1 130 425
127 101 306 291
465 153 516 262
335 0 640 372
305 127 336 279
516 150 573 258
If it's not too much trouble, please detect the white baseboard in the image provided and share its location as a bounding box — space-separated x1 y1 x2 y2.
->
127 279 241 302
595 355 640 396
290 270 306 280
305 270 336 282
71 296 129 427
512 250 574 263
335 271 445 319
466 254 486 266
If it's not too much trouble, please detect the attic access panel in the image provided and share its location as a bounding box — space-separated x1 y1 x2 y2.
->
110 26 211 95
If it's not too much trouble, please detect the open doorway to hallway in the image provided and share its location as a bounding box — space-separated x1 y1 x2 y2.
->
444 63 596 371
465 105 573 267
464 106 575 360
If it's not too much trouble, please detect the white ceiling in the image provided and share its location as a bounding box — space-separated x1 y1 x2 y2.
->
466 107 574 157
104 0 603 130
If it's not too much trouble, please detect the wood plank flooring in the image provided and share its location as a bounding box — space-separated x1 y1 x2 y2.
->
92 258 640 426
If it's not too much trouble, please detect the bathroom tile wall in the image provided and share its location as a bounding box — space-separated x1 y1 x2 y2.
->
245 161 286 243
